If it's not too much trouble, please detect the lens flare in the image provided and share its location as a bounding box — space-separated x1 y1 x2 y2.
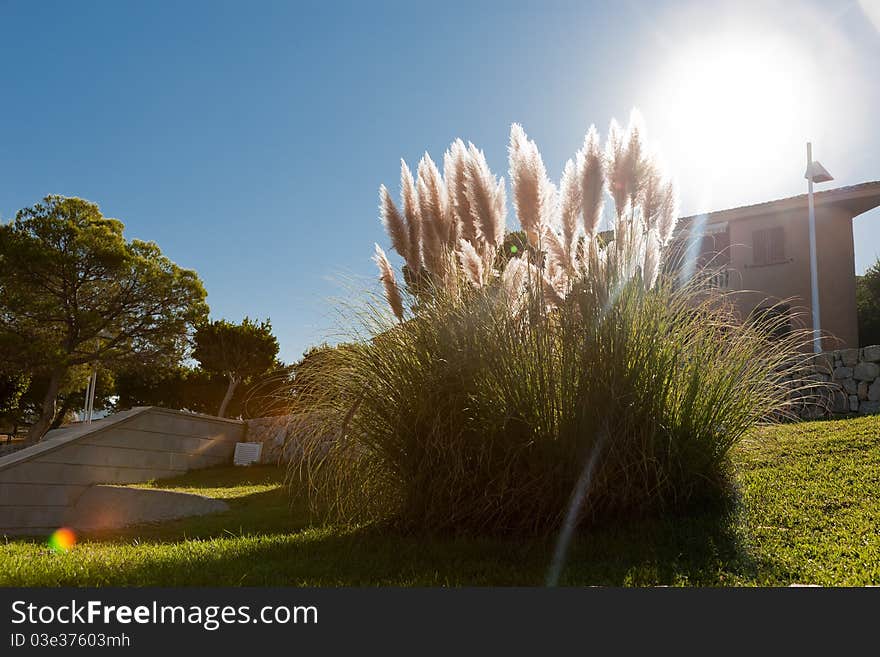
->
48 527 76 553
546 429 609 586
678 213 709 288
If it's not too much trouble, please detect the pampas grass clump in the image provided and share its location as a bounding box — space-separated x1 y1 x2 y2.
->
287 111 810 535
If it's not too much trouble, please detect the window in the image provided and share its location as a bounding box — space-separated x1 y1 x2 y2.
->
697 227 731 268
751 304 791 339
752 226 785 265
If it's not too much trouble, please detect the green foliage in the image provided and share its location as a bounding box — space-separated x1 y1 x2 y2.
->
0 196 208 371
856 258 880 346
193 317 280 417
1 367 113 430
499 230 529 262
289 268 808 535
244 362 296 418
0 371 29 418
114 366 228 415
114 361 290 419
193 318 279 380
0 195 208 437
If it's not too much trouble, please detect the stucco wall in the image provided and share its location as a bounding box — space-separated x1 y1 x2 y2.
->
680 205 859 350
0 407 244 535
722 204 858 350
815 207 859 349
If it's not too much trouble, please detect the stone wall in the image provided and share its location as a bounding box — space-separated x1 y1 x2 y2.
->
792 345 880 419
826 345 880 415
0 407 244 535
243 416 301 465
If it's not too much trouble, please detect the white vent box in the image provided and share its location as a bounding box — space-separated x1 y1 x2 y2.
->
233 442 263 466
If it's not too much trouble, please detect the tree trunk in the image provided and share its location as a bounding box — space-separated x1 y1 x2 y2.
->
26 368 64 443
50 395 75 430
216 376 239 418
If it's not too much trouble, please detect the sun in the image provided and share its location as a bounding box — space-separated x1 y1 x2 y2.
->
646 31 821 207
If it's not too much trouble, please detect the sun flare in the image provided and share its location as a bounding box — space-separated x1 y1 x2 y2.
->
649 32 820 206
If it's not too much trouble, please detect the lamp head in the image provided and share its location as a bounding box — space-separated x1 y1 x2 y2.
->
805 160 834 183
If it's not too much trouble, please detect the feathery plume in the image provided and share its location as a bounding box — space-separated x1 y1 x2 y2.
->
596 243 609 282
399 161 422 273
541 273 565 307
604 118 627 218
417 153 448 276
445 139 476 244
375 109 676 311
509 123 556 247
640 166 663 229
465 142 506 247
379 184 410 265
579 125 605 236
417 153 447 242
643 227 661 290
542 226 568 281
572 234 590 274
373 244 405 322
558 157 581 263
630 213 647 274
655 179 679 245
457 239 485 287
501 255 529 311
493 177 508 247
420 233 444 279
621 108 649 207
501 254 564 310
614 210 646 284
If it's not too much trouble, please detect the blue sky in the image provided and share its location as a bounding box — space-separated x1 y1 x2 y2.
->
3 0 880 363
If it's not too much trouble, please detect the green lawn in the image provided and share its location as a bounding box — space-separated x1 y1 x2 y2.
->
1 414 878 586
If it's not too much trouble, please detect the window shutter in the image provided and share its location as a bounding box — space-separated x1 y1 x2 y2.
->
752 227 784 265
769 226 785 262
753 229 767 265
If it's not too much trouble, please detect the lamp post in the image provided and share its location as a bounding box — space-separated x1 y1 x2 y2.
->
82 329 114 423
83 369 97 424
805 142 833 354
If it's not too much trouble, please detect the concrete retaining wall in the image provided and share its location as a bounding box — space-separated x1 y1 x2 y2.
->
0 407 244 535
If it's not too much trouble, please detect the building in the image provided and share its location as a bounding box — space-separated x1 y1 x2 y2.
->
673 181 880 350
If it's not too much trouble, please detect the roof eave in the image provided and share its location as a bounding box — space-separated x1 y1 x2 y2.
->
678 181 880 226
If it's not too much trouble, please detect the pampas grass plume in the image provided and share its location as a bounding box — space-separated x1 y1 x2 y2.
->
373 243 405 321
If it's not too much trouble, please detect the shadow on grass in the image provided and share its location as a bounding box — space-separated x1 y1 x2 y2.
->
83 496 762 586
83 486 307 545
134 464 286 492
2 465 772 586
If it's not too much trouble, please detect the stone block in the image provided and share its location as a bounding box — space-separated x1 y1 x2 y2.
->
842 378 858 395
853 361 880 381
869 380 880 402
828 389 849 413
811 353 834 374
841 349 860 367
859 400 880 415
832 366 853 380
803 404 826 420
863 345 880 362
849 395 860 412
858 381 869 400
